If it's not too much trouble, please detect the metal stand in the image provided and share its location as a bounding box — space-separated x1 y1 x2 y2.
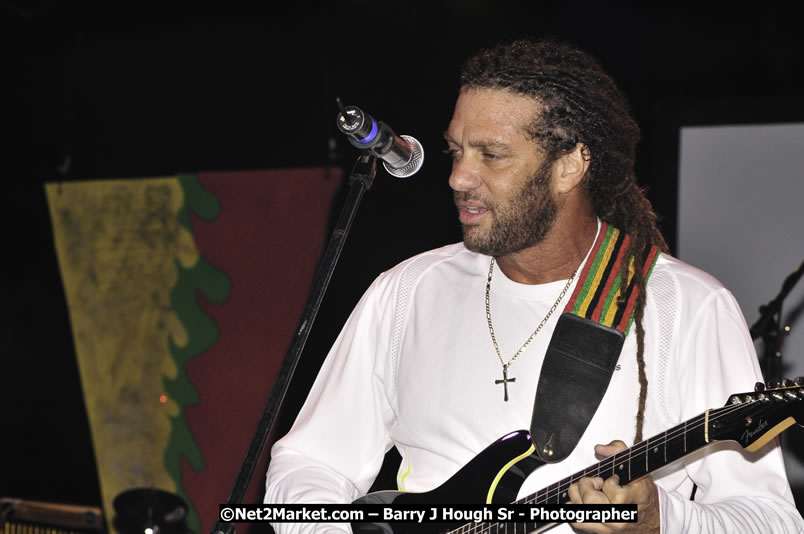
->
750 261 804 380
210 154 378 534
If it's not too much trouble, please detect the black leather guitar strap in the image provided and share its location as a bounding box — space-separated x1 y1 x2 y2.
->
530 223 660 463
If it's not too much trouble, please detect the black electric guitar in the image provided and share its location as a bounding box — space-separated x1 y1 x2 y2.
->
353 380 804 534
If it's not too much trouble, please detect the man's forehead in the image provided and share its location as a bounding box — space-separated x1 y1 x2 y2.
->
457 86 542 111
445 88 542 145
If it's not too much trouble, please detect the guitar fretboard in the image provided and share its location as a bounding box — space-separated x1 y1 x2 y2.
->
523 408 720 506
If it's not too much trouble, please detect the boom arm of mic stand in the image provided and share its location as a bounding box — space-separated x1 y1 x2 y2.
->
749 260 804 380
211 155 378 534
750 260 804 340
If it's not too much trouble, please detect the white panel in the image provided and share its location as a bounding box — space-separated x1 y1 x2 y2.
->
678 123 804 489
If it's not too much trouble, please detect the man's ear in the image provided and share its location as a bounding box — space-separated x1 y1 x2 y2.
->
553 143 590 194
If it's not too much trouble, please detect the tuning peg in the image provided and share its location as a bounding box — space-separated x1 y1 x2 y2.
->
782 378 793 387
767 379 782 389
755 382 766 392
794 377 804 386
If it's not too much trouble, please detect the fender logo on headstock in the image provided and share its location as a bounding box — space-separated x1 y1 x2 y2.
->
741 418 768 444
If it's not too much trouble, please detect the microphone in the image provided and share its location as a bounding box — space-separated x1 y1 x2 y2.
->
335 102 424 178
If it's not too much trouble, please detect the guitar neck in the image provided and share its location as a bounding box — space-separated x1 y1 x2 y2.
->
522 408 719 505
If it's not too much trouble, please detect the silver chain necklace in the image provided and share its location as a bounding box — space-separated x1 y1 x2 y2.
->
485 257 576 401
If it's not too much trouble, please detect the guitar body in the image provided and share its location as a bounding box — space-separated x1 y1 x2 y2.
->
352 430 543 533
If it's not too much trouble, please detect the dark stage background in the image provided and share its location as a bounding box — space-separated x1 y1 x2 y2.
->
2 0 803 520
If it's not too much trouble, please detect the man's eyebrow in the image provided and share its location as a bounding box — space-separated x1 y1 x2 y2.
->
443 131 510 150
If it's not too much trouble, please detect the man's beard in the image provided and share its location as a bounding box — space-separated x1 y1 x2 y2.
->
457 160 557 257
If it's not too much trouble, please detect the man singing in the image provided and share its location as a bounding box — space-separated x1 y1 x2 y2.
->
264 39 804 533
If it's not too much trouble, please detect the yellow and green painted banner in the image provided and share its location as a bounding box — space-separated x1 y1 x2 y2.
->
46 168 341 533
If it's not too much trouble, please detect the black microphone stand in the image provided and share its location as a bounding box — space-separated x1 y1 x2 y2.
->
750 260 804 381
211 153 378 534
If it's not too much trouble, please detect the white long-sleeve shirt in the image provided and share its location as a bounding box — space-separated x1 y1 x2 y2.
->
265 242 804 533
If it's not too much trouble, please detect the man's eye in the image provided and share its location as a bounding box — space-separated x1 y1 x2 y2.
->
483 152 501 160
443 148 460 160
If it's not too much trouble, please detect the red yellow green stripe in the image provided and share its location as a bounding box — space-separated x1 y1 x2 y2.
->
565 222 660 334
592 232 631 325
566 222 615 314
577 226 620 317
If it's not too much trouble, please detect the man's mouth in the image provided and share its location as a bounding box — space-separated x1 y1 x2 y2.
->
456 202 490 224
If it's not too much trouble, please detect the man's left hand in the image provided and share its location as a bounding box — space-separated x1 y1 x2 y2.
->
566 440 659 533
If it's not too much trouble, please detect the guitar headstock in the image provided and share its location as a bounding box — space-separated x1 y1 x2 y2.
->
710 378 803 452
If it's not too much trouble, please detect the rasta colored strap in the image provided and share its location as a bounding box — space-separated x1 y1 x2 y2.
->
564 222 661 336
531 222 661 463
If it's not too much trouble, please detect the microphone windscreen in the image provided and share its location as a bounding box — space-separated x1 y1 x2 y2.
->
384 135 424 178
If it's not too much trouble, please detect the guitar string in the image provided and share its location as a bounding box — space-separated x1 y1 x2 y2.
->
444 393 799 534
452 392 800 534
448 403 743 534
448 402 722 534
455 398 784 534
523 400 762 505
449 410 715 534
